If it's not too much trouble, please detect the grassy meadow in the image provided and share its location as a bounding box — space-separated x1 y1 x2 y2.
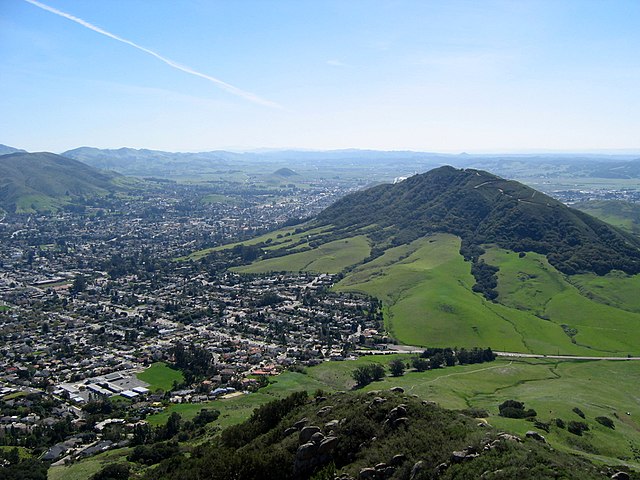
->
136 362 184 392
306 356 640 470
336 234 631 355
483 247 640 355
177 225 329 261
233 235 370 274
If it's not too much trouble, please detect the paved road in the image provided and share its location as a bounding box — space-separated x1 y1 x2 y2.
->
495 351 640 361
362 345 640 361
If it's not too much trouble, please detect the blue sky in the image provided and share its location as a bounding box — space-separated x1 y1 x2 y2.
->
1 0 639 153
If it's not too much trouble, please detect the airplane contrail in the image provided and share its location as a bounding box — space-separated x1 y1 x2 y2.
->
23 0 282 109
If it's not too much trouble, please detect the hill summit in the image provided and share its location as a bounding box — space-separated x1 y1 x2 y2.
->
317 166 640 276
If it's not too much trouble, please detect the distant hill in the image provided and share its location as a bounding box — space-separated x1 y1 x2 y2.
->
273 167 298 177
62 147 244 178
0 144 26 155
316 166 640 276
0 152 125 213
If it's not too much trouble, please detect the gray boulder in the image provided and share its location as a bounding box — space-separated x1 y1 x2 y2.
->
317 405 333 417
318 436 338 454
410 461 425 480
359 467 377 479
299 425 321 443
311 431 325 444
293 417 308 430
296 442 317 460
611 473 630 480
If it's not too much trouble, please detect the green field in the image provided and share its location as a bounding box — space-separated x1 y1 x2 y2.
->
233 235 371 274
569 271 640 314
16 194 62 213
483 247 640 355
334 234 597 355
0 445 31 459
147 370 330 429
136 362 184 392
177 225 330 261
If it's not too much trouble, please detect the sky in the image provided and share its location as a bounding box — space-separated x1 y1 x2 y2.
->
1 0 639 153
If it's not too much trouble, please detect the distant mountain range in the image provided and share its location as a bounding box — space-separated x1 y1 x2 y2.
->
58 146 640 181
2 143 640 181
0 152 126 213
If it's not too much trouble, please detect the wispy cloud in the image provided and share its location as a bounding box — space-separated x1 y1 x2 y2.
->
23 0 282 109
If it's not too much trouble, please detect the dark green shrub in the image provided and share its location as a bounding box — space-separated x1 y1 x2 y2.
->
567 421 589 436
572 407 586 419
499 400 536 419
595 416 614 429
91 463 130 480
389 359 405 377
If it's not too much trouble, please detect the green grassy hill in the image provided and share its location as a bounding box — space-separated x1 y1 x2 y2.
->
316 166 640 276
203 167 640 356
0 152 127 213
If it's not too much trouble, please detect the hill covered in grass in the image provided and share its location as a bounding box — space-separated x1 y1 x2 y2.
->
200 167 640 355
0 152 127 213
316 166 640 276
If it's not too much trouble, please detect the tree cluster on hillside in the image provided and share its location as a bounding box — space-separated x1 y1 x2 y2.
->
351 363 386 387
419 346 496 369
498 400 537 419
351 348 495 388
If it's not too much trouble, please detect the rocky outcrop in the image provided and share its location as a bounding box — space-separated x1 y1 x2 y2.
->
293 422 339 477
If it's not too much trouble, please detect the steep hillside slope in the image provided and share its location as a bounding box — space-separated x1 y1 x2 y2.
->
573 200 640 236
0 152 125 213
317 166 640 275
